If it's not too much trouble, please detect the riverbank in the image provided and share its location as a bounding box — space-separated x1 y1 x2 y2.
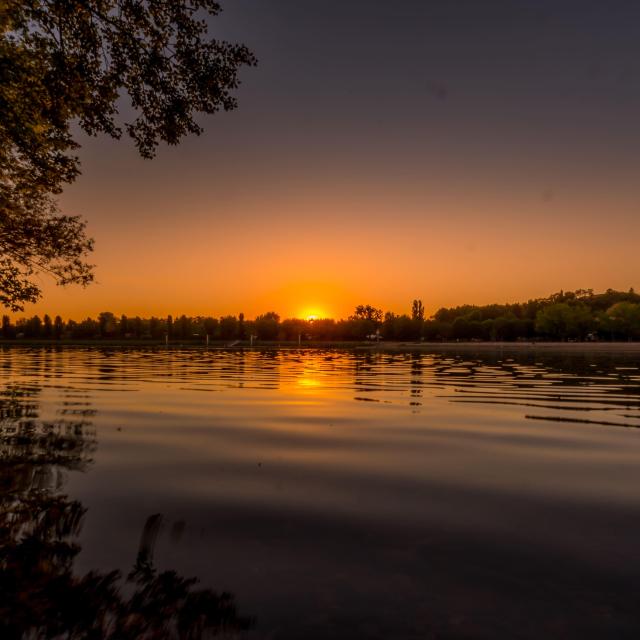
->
2 339 640 353
377 341 640 353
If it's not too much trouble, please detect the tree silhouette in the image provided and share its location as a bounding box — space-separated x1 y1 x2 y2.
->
53 315 64 340
411 299 425 322
351 305 383 323
1 1 256 309
42 314 52 338
255 312 280 341
167 315 174 340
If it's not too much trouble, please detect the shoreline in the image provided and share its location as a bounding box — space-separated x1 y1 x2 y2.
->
375 341 640 353
1 339 640 353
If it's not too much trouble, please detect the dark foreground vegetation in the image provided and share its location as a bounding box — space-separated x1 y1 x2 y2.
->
4 289 640 343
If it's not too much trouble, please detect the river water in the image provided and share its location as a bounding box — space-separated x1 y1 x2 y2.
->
1 347 640 638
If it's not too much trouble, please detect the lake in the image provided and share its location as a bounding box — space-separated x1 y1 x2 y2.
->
2 346 640 639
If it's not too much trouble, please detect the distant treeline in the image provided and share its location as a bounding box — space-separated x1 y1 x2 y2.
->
4 288 640 342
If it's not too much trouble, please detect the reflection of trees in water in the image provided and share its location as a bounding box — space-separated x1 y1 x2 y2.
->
0 384 252 639
409 353 424 398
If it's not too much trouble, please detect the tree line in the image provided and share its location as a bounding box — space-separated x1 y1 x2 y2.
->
3 289 640 342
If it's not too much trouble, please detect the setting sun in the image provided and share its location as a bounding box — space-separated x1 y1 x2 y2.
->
301 309 325 322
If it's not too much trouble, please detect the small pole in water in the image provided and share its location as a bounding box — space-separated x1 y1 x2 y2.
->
250 334 255 347
165 333 169 347
206 334 209 347
298 332 301 347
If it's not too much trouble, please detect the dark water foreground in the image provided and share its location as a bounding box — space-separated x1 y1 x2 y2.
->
1 347 640 639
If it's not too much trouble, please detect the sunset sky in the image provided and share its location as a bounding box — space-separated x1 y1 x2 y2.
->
25 0 640 320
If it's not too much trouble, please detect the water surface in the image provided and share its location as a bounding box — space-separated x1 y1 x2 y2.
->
2 347 640 638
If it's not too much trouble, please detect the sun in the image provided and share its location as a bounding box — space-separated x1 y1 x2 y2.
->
300 308 325 321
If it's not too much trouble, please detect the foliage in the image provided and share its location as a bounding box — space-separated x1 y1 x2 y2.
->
535 303 594 340
4 288 640 342
602 302 640 340
0 182 94 310
254 311 280 340
411 299 424 321
350 304 383 323
0 0 256 309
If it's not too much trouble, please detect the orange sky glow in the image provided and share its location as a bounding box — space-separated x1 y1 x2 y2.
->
23 152 638 321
